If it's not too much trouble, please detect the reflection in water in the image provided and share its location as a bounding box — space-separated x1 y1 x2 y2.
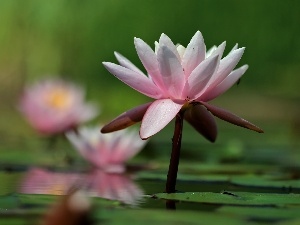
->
19 168 144 206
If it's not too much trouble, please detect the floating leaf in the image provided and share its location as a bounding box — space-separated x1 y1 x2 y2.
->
153 191 300 207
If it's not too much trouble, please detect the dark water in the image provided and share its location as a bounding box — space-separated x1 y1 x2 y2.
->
2 164 300 211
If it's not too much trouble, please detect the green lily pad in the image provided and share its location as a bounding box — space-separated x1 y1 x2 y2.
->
153 191 300 207
231 175 300 190
218 206 300 220
95 208 247 225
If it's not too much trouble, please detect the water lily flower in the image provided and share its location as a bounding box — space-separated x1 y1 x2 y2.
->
101 31 263 141
102 31 263 194
19 78 98 135
66 126 147 173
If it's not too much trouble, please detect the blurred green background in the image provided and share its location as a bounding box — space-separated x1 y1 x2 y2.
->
0 0 299 160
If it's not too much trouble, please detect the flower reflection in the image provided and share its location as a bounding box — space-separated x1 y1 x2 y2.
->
18 78 98 135
20 168 82 195
66 126 147 173
85 169 144 206
19 168 144 206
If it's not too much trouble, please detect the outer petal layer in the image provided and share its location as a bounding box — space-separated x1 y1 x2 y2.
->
134 38 165 90
200 101 264 133
103 62 161 99
208 47 245 90
101 102 152 133
184 104 217 142
140 99 183 139
114 52 144 75
202 65 248 101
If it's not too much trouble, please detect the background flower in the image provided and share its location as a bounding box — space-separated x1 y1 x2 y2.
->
18 78 98 135
66 125 148 173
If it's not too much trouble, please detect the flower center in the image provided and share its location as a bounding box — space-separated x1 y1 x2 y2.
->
45 88 71 110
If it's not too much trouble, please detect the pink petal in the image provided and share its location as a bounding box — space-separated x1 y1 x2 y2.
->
157 46 185 99
182 31 206 78
206 45 217 58
184 104 217 142
208 47 245 89
202 65 248 101
229 43 238 53
101 102 152 133
208 41 226 60
158 33 181 60
134 38 165 91
114 52 144 75
184 55 219 100
200 101 264 133
103 62 162 99
140 99 183 139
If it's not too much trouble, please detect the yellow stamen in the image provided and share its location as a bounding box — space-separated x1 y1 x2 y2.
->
45 88 71 110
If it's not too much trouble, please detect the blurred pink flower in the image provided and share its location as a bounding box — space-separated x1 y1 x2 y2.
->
19 78 98 135
19 168 144 206
102 31 263 141
66 126 147 173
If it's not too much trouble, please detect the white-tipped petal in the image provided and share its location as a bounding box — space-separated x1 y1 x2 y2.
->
206 45 217 58
140 99 183 139
158 33 181 60
103 62 161 99
229 43 238 53
176 45 186 59
154 41 159 54
157 45 185 98
203 65 248 101
134 38 165 90
182 31 206 78
185 55 219 100
114 52 144 75
212 47 245 87
212 41 226 60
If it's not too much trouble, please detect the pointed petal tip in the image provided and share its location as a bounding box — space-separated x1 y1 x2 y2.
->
243 64 249 69
100 123 117 133
139 131 151 140
220 41 227 46
134 37 141 42
235 47 245 54
247 124 264 133
100 127 107 133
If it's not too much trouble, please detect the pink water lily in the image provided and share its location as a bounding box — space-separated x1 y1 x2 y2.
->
66 125 147 173
19 78 98 135
102 31 263 141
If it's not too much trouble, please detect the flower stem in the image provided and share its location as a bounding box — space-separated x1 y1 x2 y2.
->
165 111 184 194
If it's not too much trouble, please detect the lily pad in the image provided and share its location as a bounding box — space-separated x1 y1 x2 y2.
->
153 191 300 207
218 206 300 221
